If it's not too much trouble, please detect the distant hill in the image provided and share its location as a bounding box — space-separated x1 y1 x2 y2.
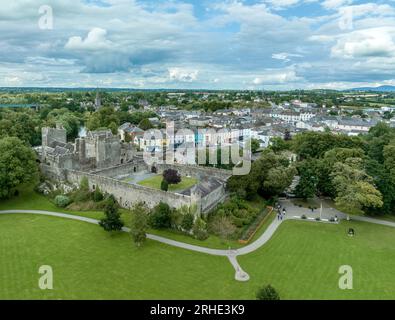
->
350 85 395 92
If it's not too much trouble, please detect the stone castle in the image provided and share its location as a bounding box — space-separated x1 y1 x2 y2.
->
38 124 231 215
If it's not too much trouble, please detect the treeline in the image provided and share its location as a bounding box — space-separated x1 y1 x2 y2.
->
293 123 395 215
226 123 395 216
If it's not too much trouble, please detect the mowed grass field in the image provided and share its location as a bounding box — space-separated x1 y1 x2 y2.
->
1 213 395 299
137 175 198 192
0 188 272 250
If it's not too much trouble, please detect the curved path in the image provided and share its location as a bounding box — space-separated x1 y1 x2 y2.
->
1 209 395 281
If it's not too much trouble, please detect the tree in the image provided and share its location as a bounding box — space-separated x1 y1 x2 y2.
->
99 195 124 232
138 118 153 130
209 216 237 241
0 110 42 146
192 217 209 240
269 137 289 153
163 169 181 185
256 285 280 300
80 176 89 191
0 137 38 199
331 160 383 214
130 203 149 247
295 160 318 199
227 150 296 199
251 138 260 154
181 213 195 231
86 107 120 132
47 109 81 140
161 179 169 191
149 202 172 229
292 131 363 159
93 186 104 202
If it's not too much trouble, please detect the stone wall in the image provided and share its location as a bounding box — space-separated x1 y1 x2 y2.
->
64 169 193 211
200 185 227 213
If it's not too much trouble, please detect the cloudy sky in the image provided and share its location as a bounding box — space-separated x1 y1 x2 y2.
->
1 0 395 89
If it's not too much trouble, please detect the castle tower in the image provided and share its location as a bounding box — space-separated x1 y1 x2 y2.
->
42 124 67 148
95 91 102 110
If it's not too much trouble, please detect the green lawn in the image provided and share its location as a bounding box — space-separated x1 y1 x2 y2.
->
138 175 198 192
1 214 395 299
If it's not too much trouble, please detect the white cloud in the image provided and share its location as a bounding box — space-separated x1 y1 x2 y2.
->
331 27 395 59
272 52 303 62
168 67 199 82
322 0 353 10
65 28 113 51
253 69 301 85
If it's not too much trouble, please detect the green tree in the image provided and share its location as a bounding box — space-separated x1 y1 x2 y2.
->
149 202 172 229
161 179 169 191
256 285 280 300
181 213 195 231
47 108 81 140
331 160 383 214
93 186 104 202
0 137 38 199
251 138 260 154
209 216 237 241
295 160 318 199
130 203 149 247
269 137 290 153
227 150 296 199
138 118 153 130
192 217 209 240
99 195 124 232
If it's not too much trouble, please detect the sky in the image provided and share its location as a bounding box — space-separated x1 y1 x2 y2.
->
1 0 395 90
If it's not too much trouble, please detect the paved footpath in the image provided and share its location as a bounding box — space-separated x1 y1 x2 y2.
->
1 208 395 281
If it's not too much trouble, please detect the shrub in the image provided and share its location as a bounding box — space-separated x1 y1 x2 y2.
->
80 176 89 191
149 202 172 229
130 203 149 247
93 186 104 202
163 169 181 185
99 195 124 232
194 229 209 241
193 217 209 240
256 285 280 300
54 195 71 208
301 215 307 220
72 189 91 203
181 213 194 231
161 179 169 192
315 217 321 221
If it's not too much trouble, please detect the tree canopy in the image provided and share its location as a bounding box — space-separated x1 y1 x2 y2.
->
0 137 39 199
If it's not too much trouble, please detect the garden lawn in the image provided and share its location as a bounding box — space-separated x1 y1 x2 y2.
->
1 214 395 299
0 188 268 250
137 175 198 192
